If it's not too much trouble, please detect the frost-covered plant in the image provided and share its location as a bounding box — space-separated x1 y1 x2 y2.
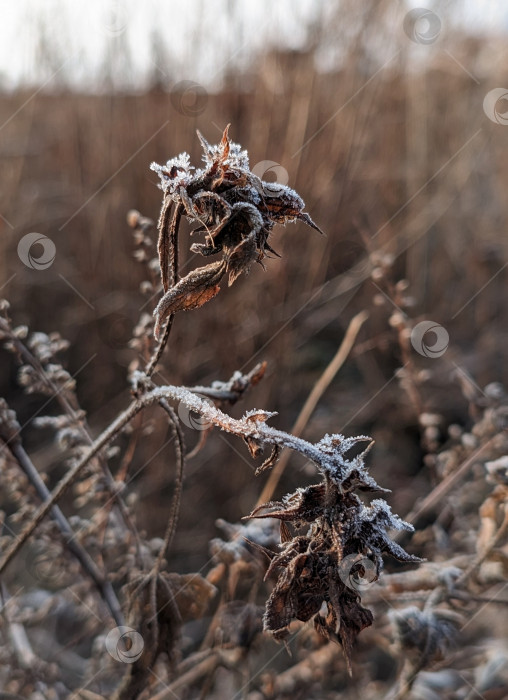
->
150 125 322 337
0 127 422 698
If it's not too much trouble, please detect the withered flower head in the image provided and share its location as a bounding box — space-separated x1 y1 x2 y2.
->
247 433 422 672
150 125 322 337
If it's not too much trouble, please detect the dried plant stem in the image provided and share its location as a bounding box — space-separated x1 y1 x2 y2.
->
259 641 337 696
401 434 503 529
143 399 186 655
0 382 349 575
3 438 125 627
0 399 143 576
256 310 369 506
147 649 242 700
74 692 106 700
153 400 186 570
457 506 508 586
145 313 174 376
1 584 37 670
144 200 182 374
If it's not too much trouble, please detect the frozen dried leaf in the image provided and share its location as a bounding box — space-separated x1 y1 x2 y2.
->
156 199 179 293
255 444 281 475
297 211 324 234
245 410 277 423
153 260 226 338
244 435 263 458
226 231 258 285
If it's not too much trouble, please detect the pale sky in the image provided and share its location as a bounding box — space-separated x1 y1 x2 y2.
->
0 0 506 91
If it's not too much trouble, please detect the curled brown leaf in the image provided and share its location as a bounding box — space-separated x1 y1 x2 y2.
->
153 260 227 339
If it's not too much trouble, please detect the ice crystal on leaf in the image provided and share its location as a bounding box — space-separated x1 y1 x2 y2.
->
150 153 195 198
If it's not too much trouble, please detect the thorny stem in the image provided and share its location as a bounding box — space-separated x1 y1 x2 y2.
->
1 438 125 628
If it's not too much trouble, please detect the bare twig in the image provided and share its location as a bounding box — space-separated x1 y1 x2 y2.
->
147 649 242 700
0 379 372 575
401 434 504 529
0 398 143 576
2 437 125 627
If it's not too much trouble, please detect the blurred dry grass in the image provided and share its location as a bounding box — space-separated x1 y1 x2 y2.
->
1 3 508 570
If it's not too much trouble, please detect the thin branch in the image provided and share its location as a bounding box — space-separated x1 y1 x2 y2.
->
401 434 504 530
2 438 125 627
153 399 186 572
0 379 361 575
147 649 242 700
0 398 143 576
456 507 508 586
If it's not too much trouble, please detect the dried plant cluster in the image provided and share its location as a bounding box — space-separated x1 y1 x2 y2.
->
0 128 507 700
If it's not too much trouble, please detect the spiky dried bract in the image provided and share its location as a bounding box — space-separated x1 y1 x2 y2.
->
150 125 323 337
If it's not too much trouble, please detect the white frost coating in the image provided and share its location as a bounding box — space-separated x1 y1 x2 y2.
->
150 152 195 196
359 499 414 532
239 185 262 206
200 138 249 170
131 383 383 490
244 408 278 421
